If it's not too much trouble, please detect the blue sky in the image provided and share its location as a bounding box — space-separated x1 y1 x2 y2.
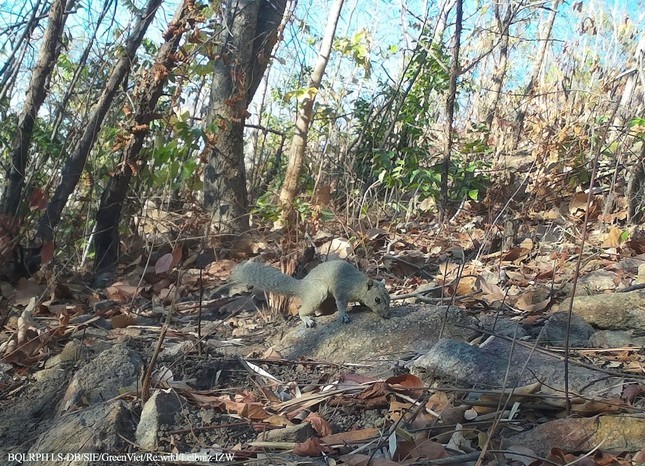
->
1 0 642 119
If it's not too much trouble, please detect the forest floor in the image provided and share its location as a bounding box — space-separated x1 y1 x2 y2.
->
1 209 645 465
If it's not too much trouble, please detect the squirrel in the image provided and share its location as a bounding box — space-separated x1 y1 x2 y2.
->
231 260 391 327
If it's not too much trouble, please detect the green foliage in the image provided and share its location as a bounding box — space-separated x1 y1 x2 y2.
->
352 36 494 209
335 29 372 78
628 117 645 140
352 40 454 205
142 113 203 191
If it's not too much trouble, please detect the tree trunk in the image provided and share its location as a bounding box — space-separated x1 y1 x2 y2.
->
439 0 463 222
51 0 113 141
1 0 70 219
203 0 287 236
484 2 515 133
277 0 345 226
0 0 45 100
92 0 197 280
512 0 560 150
33 0 163 256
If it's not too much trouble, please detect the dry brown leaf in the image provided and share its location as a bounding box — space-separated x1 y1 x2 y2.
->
356 381 389 400
385 373 424 392
14 278 45 306
602 227 624 248
394 439 448 462
293 437 325 456
515 290 551 312
106 282 141 301
621 384 644 404
321 427 382 446
304 412 332 437
478 277 506 305
28 188 48 212
387 399 411 422
40 240 55 265
111 313 138 329
569 192 590 214
155 253 174 274
260 347 283 360
189 392 269 421
264 414 293 427
632 448 645 462
319 238 352 259
426 391 452 412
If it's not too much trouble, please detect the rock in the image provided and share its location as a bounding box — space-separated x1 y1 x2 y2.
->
136 389 184 450
29 400 135 466
411 338 514 387
589 330 645 348
478 314 527 338
559 290 645 330
270 306 480 373
504 414 645 456
539 312 594 347
57 343 143 416
411 337 621 395
45 340 84 369
615 254 645 274
0 367 70 454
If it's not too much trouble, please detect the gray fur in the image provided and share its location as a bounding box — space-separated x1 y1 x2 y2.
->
231 260 390 327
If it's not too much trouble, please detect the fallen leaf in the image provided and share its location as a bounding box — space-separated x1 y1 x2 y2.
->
293 437 324 456
155 253 174 274
111 313 138 329
602 227 624 248
321 427 382 446
304 412 332 437
394 439 448 462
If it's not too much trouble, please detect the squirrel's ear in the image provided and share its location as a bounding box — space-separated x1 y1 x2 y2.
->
367 279 374 289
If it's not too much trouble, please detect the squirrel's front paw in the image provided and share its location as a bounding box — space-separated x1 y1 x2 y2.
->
301 316 316 328
339 313 351 324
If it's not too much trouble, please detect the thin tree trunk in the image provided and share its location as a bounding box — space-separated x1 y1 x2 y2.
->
439 0 463 222
512 0 560 150
0 0 45 94
33 0 162 253
51 0 114 141
485 2 516 134
203 0 287 236
277 0 345 225
1 0 70 218
92 0 196 280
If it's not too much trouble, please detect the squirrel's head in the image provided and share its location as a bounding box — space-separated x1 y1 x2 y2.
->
365 279 391 319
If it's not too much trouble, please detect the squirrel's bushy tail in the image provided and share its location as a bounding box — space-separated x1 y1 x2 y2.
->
231 261 301 296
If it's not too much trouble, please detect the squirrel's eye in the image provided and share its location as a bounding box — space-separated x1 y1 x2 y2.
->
375 297 381 304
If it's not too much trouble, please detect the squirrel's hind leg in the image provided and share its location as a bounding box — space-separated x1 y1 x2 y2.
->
298 288 328 328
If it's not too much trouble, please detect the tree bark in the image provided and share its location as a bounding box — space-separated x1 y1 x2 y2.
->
93 0 197 278
439 0 463 222
34 0 163 252
203 0 287 236
1 0 69 218
484 2 516 133
277 0 344 226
